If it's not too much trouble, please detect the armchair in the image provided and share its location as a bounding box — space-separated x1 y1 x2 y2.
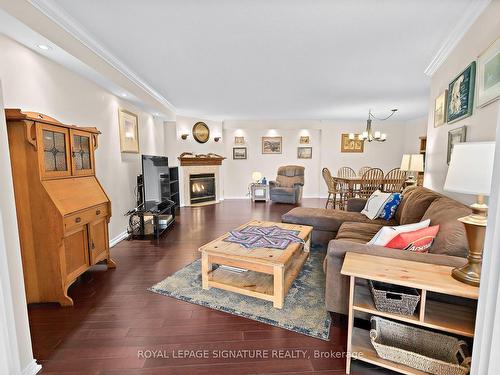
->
269 165 305 204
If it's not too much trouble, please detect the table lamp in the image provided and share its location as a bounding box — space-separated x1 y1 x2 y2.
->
252 171 263 183
400 154 424 185
444 142 496 286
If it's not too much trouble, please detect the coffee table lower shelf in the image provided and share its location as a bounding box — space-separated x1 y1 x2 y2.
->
352 327 427 375
205 249 309 308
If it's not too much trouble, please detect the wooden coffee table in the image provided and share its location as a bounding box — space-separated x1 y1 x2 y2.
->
199 220 313 308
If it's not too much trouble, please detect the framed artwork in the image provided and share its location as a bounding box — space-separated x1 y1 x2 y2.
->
262 136 282 154
297 147 312 159
477 37 500 107
434 90 447 127
447 126 467 165
233 147 247 160
234 136 245 145
447 62 476 123
341 133 364 153
118 109 139 153
192 122 210 143
299 136 310 144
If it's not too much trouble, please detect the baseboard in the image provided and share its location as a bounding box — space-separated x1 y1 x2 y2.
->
22 360 42 375
109 231 128 248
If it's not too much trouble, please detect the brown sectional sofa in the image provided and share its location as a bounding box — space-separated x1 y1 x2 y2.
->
282 186 471 315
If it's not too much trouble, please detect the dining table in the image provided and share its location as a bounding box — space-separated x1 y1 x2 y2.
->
333 176 392 197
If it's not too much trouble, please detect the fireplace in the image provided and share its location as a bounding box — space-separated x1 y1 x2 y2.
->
190 173 216 204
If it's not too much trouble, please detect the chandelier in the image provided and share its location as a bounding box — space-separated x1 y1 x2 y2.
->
349 108 397 142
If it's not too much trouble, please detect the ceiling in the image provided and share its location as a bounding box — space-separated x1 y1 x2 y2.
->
23 1 480 119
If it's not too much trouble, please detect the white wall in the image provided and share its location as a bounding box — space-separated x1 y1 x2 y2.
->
403 117 427 154
425 0 500 203
0 80 40 375
0 34 173 240
223 124 322 198
164 115 225 165
220 119 423 198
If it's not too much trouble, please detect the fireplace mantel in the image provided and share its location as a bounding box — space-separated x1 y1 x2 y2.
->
178 152 226 166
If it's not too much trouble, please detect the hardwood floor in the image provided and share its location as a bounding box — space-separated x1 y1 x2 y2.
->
30 199 393 374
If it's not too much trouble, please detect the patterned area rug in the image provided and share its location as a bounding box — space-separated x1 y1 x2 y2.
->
149 246 331 340
223 225 304 249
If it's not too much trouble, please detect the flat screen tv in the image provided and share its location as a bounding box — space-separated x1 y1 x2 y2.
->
141 155 170 207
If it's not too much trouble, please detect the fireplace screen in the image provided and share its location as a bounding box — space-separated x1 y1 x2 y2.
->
190 173 216 204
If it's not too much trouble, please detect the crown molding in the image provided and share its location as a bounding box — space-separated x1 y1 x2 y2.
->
424 0 491 77
27 0 176 113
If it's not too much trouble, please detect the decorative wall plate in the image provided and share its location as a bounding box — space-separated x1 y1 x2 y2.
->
192 122 210 143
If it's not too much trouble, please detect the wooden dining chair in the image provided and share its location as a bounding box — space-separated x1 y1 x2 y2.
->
383 168 407 193
322 167 339 209
358 166 371 177
336 167 356 209
337 166 356 178
359 168 384 198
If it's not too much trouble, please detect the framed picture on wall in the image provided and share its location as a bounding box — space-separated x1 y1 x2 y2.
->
341 134 364 153
234 136 245 145
262 136 282 154
233 147 247 160
299 136 310 144
297 147 312 159
477 37 500 107
447 126 467 164
434 90 447 127
447 62 476 124
118 109 139 153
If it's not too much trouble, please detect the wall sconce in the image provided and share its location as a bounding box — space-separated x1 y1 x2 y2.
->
214 137 221 142
181 134 189 140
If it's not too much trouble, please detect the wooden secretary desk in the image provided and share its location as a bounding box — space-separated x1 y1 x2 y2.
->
5 109 115 306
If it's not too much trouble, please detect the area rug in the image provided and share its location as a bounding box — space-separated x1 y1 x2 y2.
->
148 246 331 340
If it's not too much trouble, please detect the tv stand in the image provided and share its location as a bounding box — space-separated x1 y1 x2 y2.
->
128 200 176 241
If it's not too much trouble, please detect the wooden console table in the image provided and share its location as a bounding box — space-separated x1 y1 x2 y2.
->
341 252 479 374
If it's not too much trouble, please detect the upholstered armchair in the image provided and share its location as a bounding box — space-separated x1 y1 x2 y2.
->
269 165 305 204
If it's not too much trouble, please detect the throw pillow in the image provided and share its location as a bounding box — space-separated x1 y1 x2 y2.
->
361 190 392 220
386 225 440 253
379 193 402 221
368 219 431 246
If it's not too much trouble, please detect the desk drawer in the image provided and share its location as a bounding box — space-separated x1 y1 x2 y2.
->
64 204 108 231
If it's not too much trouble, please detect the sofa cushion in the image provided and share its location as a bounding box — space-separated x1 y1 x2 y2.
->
282 207 396 233
336 222 384 244
398 188 441 225
422 197 471 257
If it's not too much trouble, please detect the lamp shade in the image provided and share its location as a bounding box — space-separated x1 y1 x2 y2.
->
444 142 495 196
400 154 424 172
252 171 262 182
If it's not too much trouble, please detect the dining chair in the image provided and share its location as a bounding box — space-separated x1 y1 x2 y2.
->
359 168 384 198
337 166 356 178
383 168 407 193
336 167 356 209
358 166 371 176
322 167 339 209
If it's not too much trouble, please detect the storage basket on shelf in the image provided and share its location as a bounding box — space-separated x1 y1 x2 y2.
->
370 316 471 375
369 280 420 316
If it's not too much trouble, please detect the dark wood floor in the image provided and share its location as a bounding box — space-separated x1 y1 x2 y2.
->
30 199 392 374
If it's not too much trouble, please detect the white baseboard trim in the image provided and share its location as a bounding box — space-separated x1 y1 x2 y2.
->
22 360 42 375
224 196 250 200
109 231 128 248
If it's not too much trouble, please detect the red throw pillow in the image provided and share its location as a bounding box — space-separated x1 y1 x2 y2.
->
385 225 440 253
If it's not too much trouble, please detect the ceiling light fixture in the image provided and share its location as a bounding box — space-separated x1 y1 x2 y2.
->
349 108 397 143
37 44 51 50
121 93 127 97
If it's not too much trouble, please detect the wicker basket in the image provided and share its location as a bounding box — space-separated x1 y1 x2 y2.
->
369 280 420 316
370 317 471 375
